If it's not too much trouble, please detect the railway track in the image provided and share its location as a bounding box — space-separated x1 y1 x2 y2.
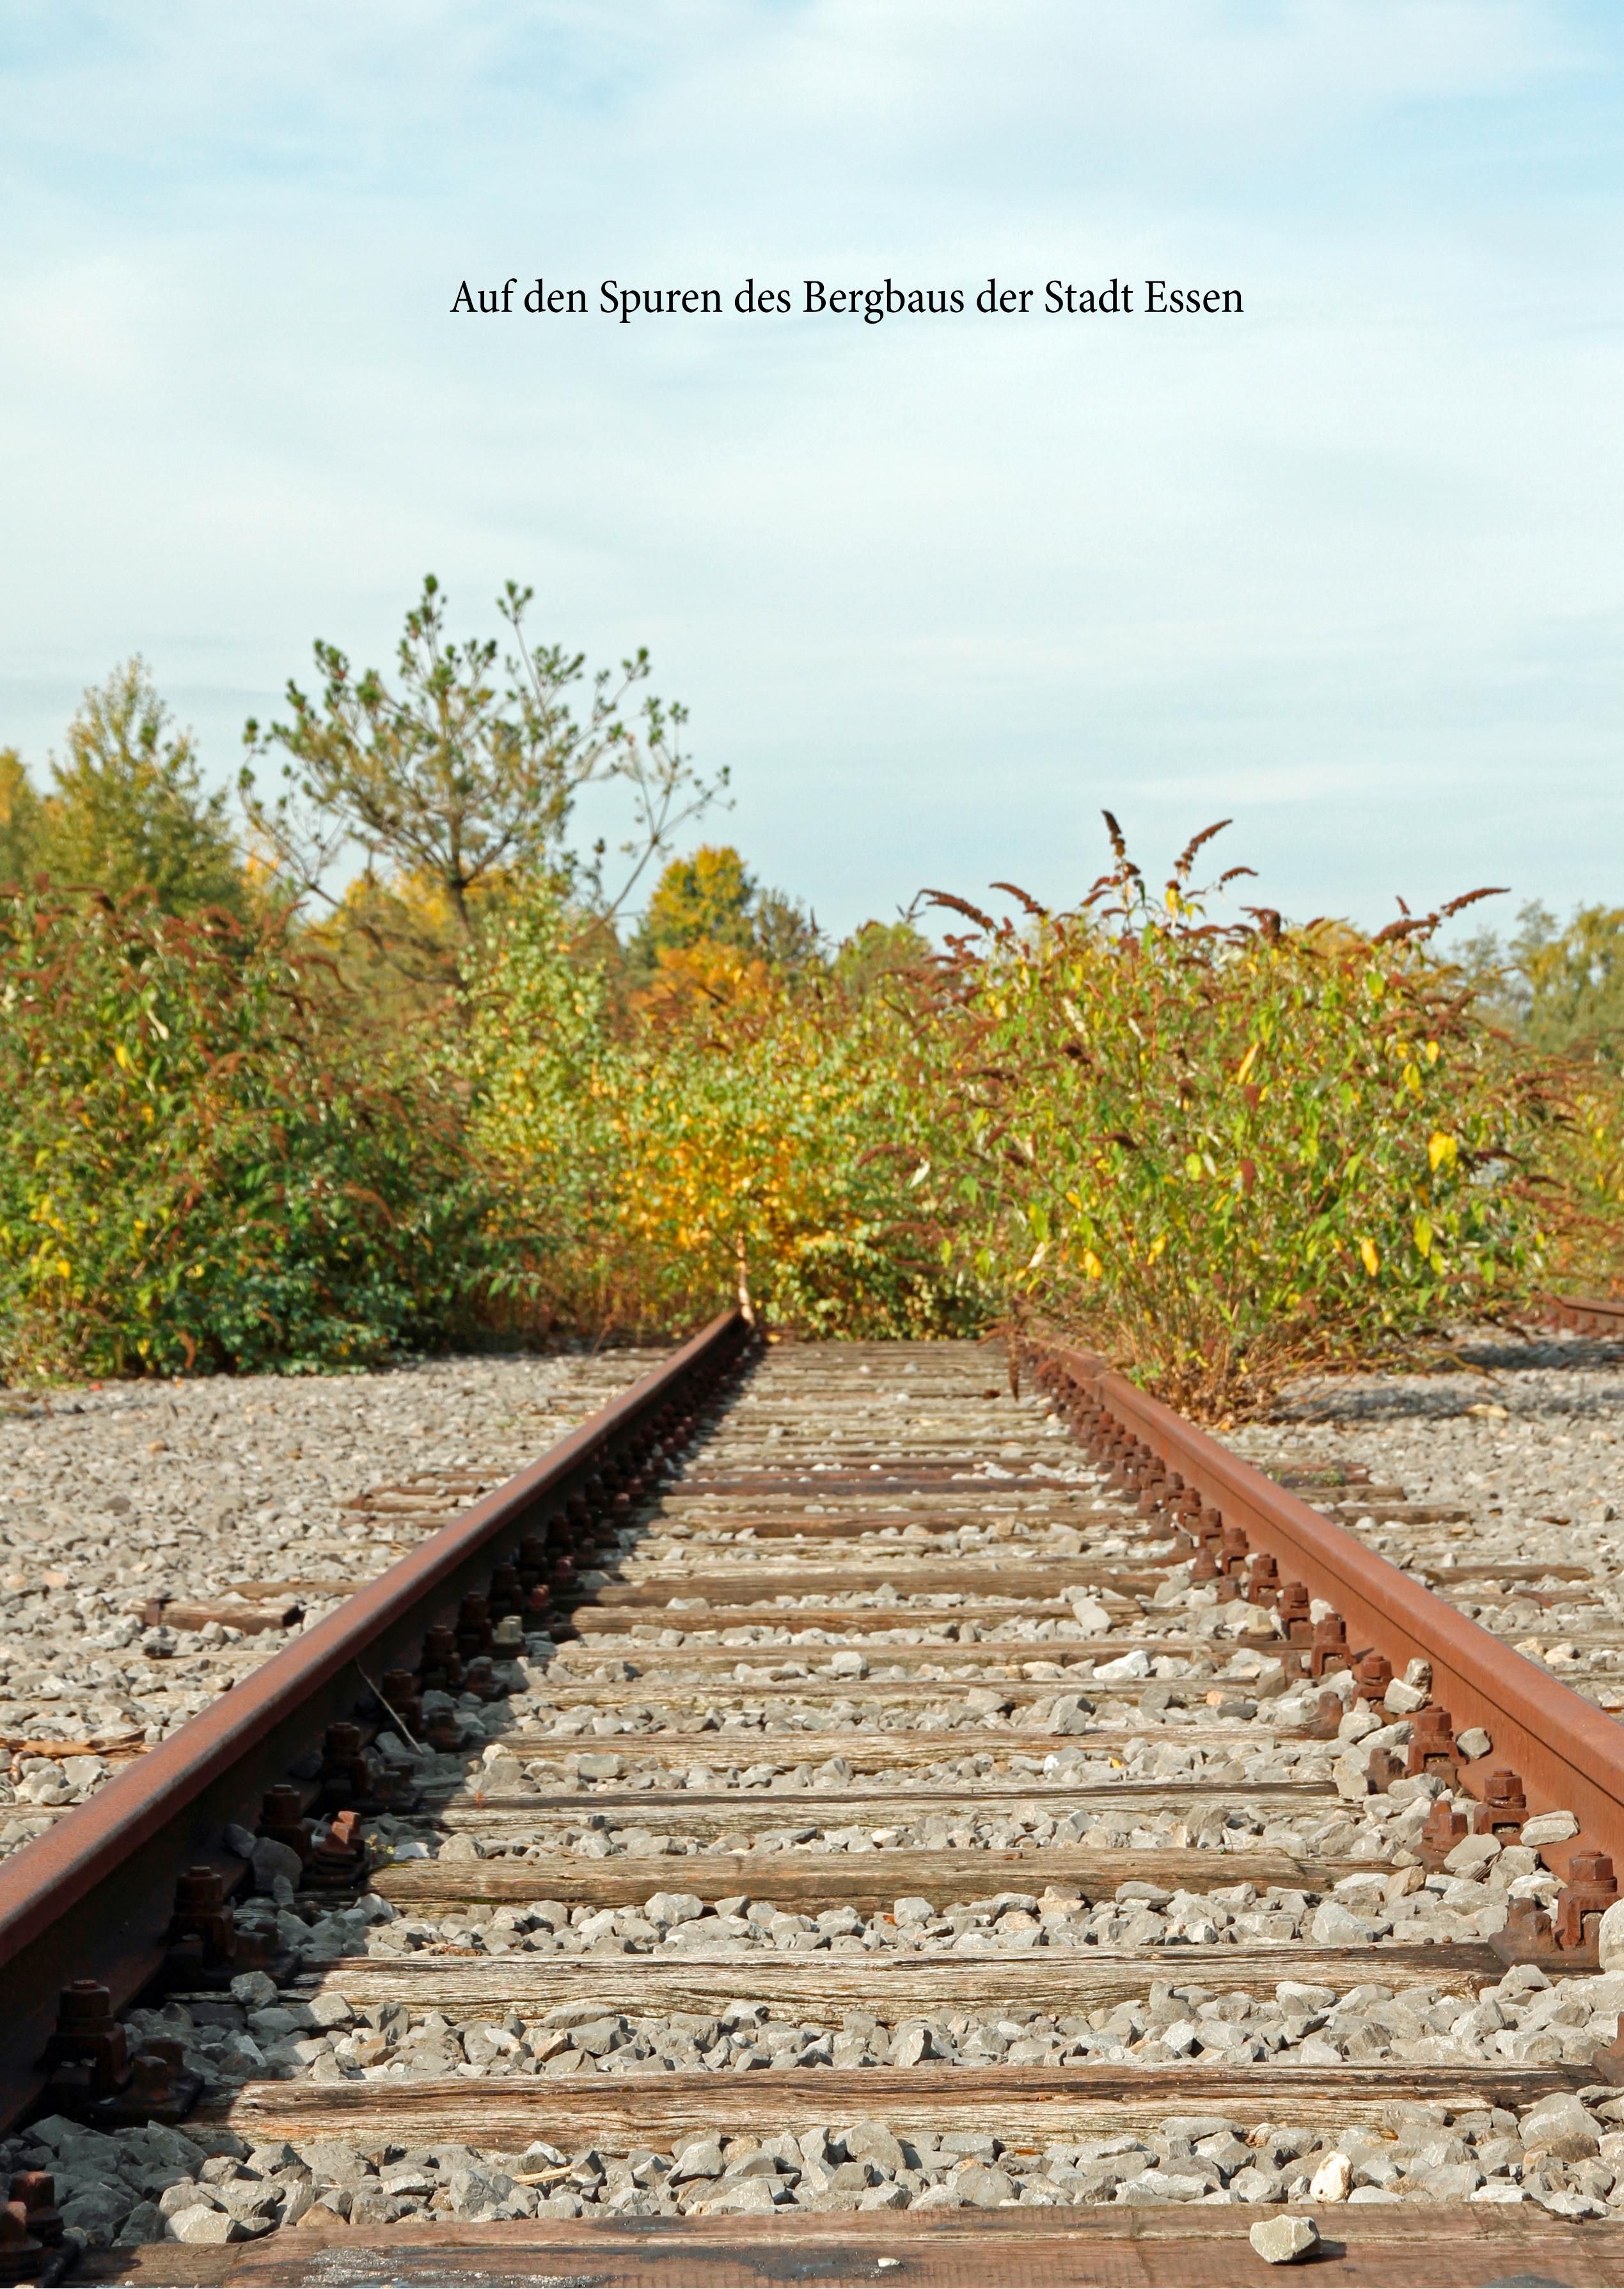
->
4 1313 1624 2282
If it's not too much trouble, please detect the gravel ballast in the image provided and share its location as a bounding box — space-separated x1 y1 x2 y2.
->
0 1353 658 1857
14 1325 1624 2258
14 2089 1624 2247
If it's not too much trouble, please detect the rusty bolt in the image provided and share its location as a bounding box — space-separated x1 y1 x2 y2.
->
304 1807 369 1889
1278 1582 1313 1644
1247 1554 1281 1608
1218 1523 1249 1577
320 1722 371 1803
1309 1614 1349 1678
258 1784 314 1862
0 2198 43 2283
1405 1704 1458 1781
1419 1799 1470 1861
1472 1769 1529 1838
9 2174 60 2247
42 1979 129 2096
1353 1651 1394 1705
1554 1852 1618 1951
1500 1893 1553 1951
380 1669 424 1732
455 1593 494 1660
419 1624 464 1692
1367 1743 1405 1791
165 1866 236 1972
91 2036 201 2128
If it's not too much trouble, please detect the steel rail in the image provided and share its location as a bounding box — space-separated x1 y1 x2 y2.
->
1027 1332 1624 1894
1538 1294 1624 1338
0 1309 748 2132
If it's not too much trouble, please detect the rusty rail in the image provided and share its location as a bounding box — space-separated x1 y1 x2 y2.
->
1025 1331 1624 1943
0 1310 751 2134
1538 1294 1624 1339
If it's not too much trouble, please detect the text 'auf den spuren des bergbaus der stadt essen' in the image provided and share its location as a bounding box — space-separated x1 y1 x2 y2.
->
449 274 1245 323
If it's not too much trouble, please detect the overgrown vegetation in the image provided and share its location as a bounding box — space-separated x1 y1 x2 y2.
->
925 826 1563 1415
0 888 494 1378
2 578 1620 1412
1 662 243 916
466 885 969 1340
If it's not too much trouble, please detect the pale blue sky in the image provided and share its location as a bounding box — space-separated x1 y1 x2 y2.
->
2 1 1620 937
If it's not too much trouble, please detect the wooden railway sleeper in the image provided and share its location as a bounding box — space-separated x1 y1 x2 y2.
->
1029 1325 1624 2003
0 1312 758 2148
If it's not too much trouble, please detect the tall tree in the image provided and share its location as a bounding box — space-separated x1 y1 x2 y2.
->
242 577 724 956
631 844 823 981
43 661 244 913
637 844 758 956
0 749 46 887
1455 902 1624 1066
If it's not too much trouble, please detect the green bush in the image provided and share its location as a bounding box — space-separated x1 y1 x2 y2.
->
922 824 1563 1416
464 885 981 1339
0 886 499 1378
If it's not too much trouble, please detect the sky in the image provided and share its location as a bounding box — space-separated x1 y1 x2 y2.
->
2 1 1621 942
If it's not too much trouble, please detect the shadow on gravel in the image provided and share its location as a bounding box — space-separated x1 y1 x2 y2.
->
1267 1332 1624 1424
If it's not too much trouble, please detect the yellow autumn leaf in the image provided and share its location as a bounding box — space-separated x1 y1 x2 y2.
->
1428 1131 1457 1173
1359 1236 1379 1277
1082 1249 1104 1279
1235 1041 1261 1086
1413 1216 1433 1258
114 1043 130 1069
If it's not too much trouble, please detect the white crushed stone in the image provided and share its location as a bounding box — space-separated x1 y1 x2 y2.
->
0 1353 658 1856
18 2087 1624 2248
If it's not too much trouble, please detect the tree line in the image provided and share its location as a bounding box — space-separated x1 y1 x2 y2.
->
1 577 1618 1413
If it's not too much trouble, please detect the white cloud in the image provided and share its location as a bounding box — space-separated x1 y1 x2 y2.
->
0 0 1617 931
